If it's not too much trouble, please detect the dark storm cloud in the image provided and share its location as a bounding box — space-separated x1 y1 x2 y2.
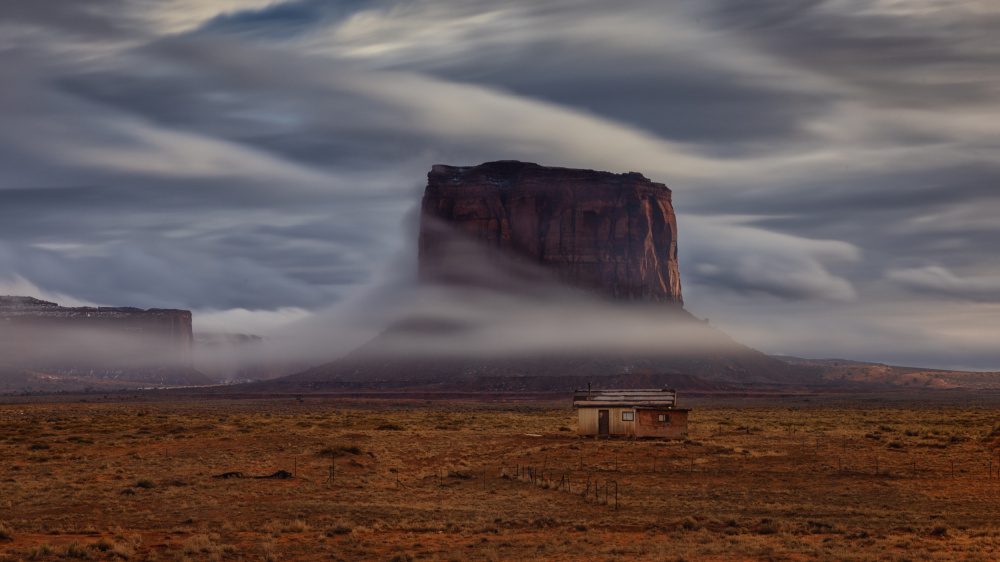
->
0 0 132 37
0 0 998 370
392 41 832 151
702 0 1000 109
0 184 398 309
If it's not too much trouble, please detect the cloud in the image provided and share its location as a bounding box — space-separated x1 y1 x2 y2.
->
681 216 861 301
886 266 1000 302
0 0 998 372
0 275 96 308
197 0 374 38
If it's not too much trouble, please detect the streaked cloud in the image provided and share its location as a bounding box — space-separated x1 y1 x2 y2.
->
0 0 997 370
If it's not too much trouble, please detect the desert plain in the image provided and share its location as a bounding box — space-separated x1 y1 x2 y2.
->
3 392 1000 561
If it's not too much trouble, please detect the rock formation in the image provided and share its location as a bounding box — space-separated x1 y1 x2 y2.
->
420 161 682 304
263 161 815 392
0 296 209 387
0 296 193 352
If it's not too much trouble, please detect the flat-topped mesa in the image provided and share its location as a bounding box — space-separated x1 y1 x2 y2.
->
0 295 193 365
419 161 683 304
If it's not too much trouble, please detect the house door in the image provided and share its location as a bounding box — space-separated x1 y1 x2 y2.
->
598 410 609 436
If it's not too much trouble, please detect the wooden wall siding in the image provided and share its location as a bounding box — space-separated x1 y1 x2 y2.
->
577 407 636 436
635 409 689 439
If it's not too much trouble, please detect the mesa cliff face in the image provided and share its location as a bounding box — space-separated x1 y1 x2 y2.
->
267 161 815 391
0 296 208 387
0 296 193 354
420 161 682 304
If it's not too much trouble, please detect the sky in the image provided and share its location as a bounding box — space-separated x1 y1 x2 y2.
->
1 0 999 371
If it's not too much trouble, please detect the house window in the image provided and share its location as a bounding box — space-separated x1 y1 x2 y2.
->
622 411 634 421
658 414 670 423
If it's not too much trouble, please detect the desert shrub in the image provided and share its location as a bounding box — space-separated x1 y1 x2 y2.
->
326 521 354 536
930 525 949 537
376 423 404 431
283 519 309 533
0 523 13 541
754 519 781 535
111 542 135 559
887 440 904 449
260 543 278 562
182 534 214 554
318 444 361 456
93 537 115 551
63 542 91 559
679 516 699 531
26 542 54 560
135 478 155 489
558 426 571 432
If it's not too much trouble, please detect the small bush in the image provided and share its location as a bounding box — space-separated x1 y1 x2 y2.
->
0 523 13 541
755 519 781 535
679 516 699 531
182 534 214 554
326 521 354 535
318 444 361 456
376 423 404 431
27 542 54 560
930 525 948 537
63 542 92 559
135 478 155 489
110 542 135 559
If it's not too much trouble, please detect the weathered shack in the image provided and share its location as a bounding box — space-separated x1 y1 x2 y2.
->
573 387 689 438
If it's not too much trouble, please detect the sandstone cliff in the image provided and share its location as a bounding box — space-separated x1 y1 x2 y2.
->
0 296 208 387
420 161 682 304
263 161 816 391
0 296 193 352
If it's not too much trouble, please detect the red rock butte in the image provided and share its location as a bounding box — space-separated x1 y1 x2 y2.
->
419 161 683 305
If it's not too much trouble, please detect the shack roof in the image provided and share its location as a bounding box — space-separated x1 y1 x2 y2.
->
572 388 678 408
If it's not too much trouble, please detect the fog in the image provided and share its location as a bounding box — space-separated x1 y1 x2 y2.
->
186 223 742 381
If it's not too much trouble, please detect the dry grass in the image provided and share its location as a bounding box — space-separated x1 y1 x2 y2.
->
2 394 1000 560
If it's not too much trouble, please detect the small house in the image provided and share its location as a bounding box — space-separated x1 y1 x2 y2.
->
573 387 689 438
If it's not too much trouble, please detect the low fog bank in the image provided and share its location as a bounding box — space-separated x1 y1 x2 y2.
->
0 323 209 386
187 226 749 382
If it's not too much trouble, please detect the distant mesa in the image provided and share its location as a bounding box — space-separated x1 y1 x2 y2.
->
420 161 683 304
0 295 209 388
264 161 809 393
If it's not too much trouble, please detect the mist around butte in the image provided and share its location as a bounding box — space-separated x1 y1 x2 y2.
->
2 1 1000 378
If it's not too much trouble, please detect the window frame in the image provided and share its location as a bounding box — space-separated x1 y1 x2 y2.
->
658 413 670 423
621 411 634 422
